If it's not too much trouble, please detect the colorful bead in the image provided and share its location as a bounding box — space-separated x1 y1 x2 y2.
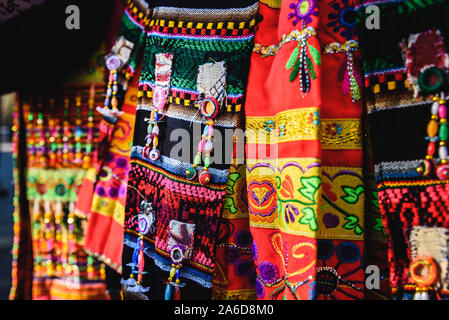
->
427 119 438 138
439 123 448 141
186 165 198 181
439 104 447 118
149 148 160 161
200 97 219 119
198 170 211 186
436 163 449 180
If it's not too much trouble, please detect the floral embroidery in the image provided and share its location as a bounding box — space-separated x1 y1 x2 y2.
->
288 0 318 27
263 120 276 133
327 0 358 40
278 124 286 137
307 111 321 125
325 122 342 136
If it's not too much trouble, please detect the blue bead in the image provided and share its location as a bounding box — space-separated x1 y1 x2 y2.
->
164 283 173 300
203 125 209 136
132 249 139 265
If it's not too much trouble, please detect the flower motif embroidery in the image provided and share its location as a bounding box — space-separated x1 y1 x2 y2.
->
327 0 358 40
307 112 321 125
263 120 276 133
288 0 319 26
278 124 286 137
279 175 295 199
325 122 342 136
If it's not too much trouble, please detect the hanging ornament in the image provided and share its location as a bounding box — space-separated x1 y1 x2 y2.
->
141 53 173 161
97 36 134 123
186 60 227 185
410 256 439 300
121 200 155 297
164 221 195 300
285 27 320 94
323 40 361 102
417 94 449 180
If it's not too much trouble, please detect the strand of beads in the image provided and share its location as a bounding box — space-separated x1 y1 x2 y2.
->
62 96 71 166
299 37 311 94
436 95 449 180
165 245 185 300
142 109 161 161
105 70 119 111
47 98 57 167
187 119 214 185
36 96 47 166
84 85 95 169
74 93 83 164
417 94 449 179
345 51 361 102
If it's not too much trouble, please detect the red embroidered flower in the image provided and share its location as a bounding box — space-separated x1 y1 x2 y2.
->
279 175 295 199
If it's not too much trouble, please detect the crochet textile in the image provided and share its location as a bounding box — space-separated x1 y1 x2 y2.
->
120 0 259 299
358 0 449 299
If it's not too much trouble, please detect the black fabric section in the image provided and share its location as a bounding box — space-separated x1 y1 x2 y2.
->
369 103 430 164
133 109 234 170
121 242 211 300
105 265 122 293
0 0 114 95
152 0 257 10
358 1 449 74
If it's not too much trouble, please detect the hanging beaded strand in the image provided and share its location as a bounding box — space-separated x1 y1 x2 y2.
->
84 85 95 169
323 40 361 102
74 93 83 164
62 94 71 166
142 53 173 161
164 245 185 300
186 60 227 186
417 93 449 179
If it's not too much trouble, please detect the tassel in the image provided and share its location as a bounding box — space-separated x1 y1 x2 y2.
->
174 285 181 300
121 277 137 286
165 283 173 300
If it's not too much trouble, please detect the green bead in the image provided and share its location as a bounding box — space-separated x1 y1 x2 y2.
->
204 156 210 168
147 124 153 134
440 124 449 141
194 153 202 165
28 114 34 121
86 145 92 153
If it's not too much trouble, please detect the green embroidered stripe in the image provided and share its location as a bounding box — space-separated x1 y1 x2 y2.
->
139 35 254 95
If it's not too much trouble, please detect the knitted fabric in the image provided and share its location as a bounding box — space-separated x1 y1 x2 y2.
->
358 0 449 299
121 0 258 300
244 0 366 300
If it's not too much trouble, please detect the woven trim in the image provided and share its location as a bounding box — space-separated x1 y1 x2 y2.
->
252 27 316 56
138 84 243 112
136 103 240 128
152 3 259 22
130 152 229 188
148 18 257 37
375 160 422 181
246 107 320 144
